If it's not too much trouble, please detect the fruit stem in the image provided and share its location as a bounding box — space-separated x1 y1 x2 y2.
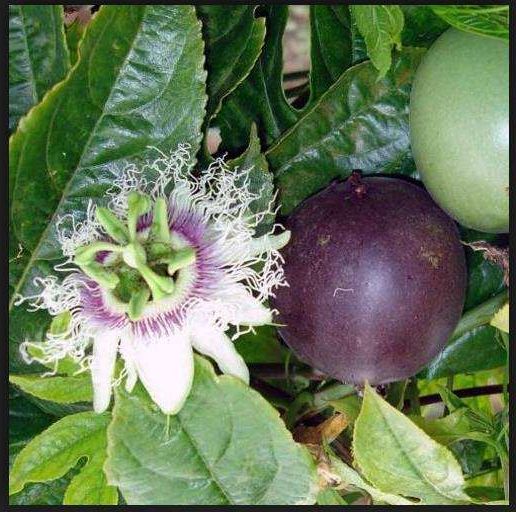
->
348 170 367 198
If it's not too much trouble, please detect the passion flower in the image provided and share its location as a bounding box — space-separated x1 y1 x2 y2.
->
17 145 290 414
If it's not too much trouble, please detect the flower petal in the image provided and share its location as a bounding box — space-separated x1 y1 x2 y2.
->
132 332 194 415
190 328 249 384
217 284 272 326
119 337 138 392
90 331 120 413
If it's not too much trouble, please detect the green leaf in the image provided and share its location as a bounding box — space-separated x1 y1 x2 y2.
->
9 387 55 464
65 19 86 66
105 356 317 505
214 6 299 153
227 123 274 235
350 17 368 64
466 486 505 503
411 409 476 446
436 386 494 430
9 5 207 370
267 49 424 214
9 389 75 505
328 451 414 505
309 6 353 102
10 373 93 404
420 292 508 379
9 478 72 506
461 229 506 310
350 5 404 79
8 5 70 132
353 384 470 504
316 488 348 505
421 325 506 379
24 341 84 375
491 302 509 334
400 5 449 47
432 5 509 41
63 450 117 505
235 324 289 364
198 5 266 120
450 440 488 478
9 411 117 505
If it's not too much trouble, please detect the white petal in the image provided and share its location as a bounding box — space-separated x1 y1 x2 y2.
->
190 328 249 384
132 332 194 415
217 284 272 326
90 331 120 413
119 337 138 392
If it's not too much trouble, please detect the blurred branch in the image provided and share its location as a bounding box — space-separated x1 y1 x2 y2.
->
416 384 506 407
283 70 310 81
250 363 326 380
285 82 309 98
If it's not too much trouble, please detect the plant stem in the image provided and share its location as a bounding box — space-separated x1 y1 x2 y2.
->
283 70 309 81
249 376 292 408
249 364 326 380
285 82 309 98
416 384 507 407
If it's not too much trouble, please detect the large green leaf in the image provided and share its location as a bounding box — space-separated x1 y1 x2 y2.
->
400 5 449 47
350 5 404 79
65 19 86 67
420 291 508 379
9 389 74 505
9 411 117 505
10 373 93 404
309 6 353 102
9 5 207 371
214 6 299 153
105 356 317 505
267 49 424 214
235 325 289 364
411 409 477 446
316 488 348 505
461 230 506 310
8 5 70 132
9 388 55 465
432 5 509 41
197 5 266 120
421 325 506 380
353 384 470 504
329 450 413 505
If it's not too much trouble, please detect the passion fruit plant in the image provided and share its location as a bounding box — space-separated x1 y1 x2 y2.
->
8 4 509 506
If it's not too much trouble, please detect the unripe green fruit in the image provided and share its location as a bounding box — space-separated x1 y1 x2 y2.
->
410 29 508 233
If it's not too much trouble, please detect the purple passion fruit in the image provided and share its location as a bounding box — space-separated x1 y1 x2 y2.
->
273 175 467 385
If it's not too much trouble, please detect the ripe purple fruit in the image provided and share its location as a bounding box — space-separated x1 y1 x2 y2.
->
273 175 467 385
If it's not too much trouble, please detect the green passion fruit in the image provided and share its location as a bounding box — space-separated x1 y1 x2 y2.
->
410 29 509 233
272 175 467 385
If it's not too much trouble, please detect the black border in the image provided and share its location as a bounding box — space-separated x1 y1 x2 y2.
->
3 1 514 510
